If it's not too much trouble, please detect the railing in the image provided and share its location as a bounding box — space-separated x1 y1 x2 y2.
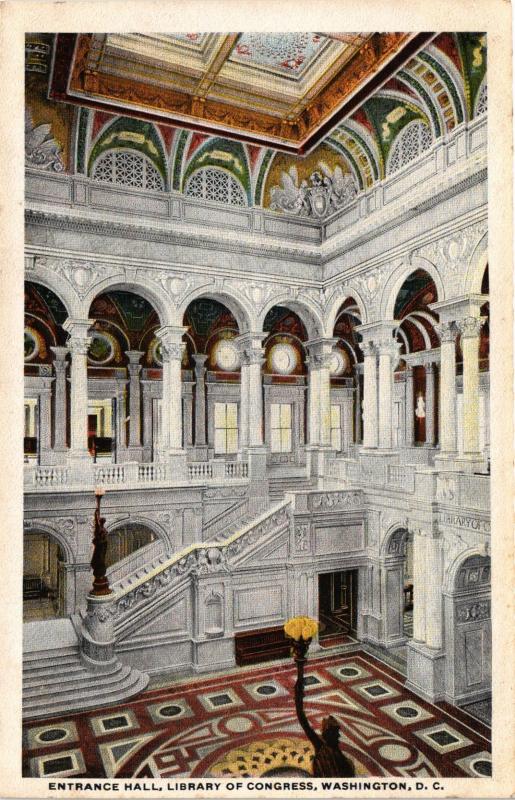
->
225 461 248 478
24 459 250 491
29 466 70 487
93 464 126 485
188 462 213 480
108 499 292 629
106 539 165 587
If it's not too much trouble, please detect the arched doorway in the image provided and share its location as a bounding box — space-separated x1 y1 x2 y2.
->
183 297 242 460
24 282 69 463
105 522 156 567
23 532 66 621
332 297 363 450
262 305 308 467
444 554 491 706
392 270 439 449
87 289 162 463
380 528 415 648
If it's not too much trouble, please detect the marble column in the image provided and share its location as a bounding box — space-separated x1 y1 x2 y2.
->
126 351 144 457
236 334 265 450
435 321 457 455
155 326 187 471
38 378 54 463
405 366 415 446
377 341 399 450
425 534 443 649
115 378 128 459
306 338 338 448
307 360 320 446
354 370 362 444
50 346 69 454
457 316 484 455
424 362 436 446
411 529 427 644
193 354 208 458
141 383 153 458
63 318 93 462
362 342 378 448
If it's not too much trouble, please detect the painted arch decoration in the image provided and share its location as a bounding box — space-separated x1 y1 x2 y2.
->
87 116 168 188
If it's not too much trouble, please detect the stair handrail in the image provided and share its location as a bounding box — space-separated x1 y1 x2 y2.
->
106 539 165 586
109 498 291 617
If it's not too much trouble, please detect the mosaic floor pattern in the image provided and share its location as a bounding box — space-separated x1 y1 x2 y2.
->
23 651 491 779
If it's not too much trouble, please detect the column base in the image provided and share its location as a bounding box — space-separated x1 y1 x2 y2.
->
192 445 209 461
306 446 334 484
406 639 446 702
125 446 144 462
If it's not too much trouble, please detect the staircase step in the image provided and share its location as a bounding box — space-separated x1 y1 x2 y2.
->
23 663 129 699
22 667 149 720
23 662 86 684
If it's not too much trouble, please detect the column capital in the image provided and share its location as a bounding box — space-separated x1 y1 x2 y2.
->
63 318 94 355
156 325 187 362
434 320 457 343
305 337 338 368
192 353 209 371
455 315 486 339
235 332 265 365
126 350 144 365
424 361 436 374
50 346 69 363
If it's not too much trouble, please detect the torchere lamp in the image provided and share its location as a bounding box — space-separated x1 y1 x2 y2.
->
284 616 355 778
90 486 112 596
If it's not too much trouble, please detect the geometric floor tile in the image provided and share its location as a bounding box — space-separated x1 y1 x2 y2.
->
326 662 372 682
243 679 289 702
98 733 157 777
25 721 79 750
353 679 400 701
29 748 86 777
454 751 493 777
22 649 491 779
415 723 473 754
146 698 194 725
197 688 244 712
90 709 139 737
381 699 434 726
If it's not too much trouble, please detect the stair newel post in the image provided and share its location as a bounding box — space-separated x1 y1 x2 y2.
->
81 487 117 672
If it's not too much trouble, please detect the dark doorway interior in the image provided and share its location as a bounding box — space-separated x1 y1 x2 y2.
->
318 569 358 647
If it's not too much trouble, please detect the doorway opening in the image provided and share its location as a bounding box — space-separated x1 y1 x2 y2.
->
318 569 358 648
23 532 66 621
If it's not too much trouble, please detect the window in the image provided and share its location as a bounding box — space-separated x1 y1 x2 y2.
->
387 121 432 175
270 403 292 453
91 149 165 191
185 167 247 206
330 405 342 451
214 403 238 454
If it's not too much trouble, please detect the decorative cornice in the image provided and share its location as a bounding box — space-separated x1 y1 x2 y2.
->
25 209 323 267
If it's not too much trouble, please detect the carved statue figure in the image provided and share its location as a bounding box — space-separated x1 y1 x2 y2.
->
90 492 112 595
415 394 426 419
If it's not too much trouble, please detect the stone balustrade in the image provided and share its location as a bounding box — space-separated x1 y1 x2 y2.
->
24 459 249 491
91 499 291 634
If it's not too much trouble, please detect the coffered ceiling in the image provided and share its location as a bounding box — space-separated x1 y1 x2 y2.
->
50 32 434 153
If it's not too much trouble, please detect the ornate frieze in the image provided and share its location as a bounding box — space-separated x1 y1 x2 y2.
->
455 599 490 623
309 490 362 511
415 221 487 277
36 256 110 300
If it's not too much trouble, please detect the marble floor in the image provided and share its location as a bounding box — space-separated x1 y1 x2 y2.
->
23 650 491 780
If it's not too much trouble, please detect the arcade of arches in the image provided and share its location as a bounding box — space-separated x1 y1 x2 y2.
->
22 29 492 779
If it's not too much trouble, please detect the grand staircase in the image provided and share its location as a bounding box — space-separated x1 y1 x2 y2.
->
22 619 148 720
269 473 315 501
